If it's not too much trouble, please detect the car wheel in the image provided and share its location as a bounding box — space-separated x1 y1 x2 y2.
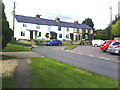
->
94 44 98 47
119 51 120 56
59 43 62 46
103 47 108 52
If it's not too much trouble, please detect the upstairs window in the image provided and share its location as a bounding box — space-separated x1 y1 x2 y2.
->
80 29 82 33
58 26 61 31
23 23 27 27
90 30 93 34
86 29 88 33
21 31 25 36
48 26 51 31
36 25 40 29
67 28 69 32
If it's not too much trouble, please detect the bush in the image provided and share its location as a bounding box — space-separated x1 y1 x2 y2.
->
11 42 32 47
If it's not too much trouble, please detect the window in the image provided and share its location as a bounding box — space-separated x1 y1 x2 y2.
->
58 26 61 31
80 29 82 33
23 23 27 27
86 29 88 33
113 42 119 45
36 25 40 29
21 31 25 36
48 26 51 31
38 32 41 37
67 28 69 32
66 34 69 39
45 33 49 38
90 30 93 34
85 34 88 39
59 34 62 38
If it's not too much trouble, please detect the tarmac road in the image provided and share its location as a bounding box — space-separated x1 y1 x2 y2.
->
33 46 119 79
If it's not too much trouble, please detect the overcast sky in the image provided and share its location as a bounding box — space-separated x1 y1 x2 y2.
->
3 0 120 30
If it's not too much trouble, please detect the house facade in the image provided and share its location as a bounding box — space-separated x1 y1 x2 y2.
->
14 15 94 41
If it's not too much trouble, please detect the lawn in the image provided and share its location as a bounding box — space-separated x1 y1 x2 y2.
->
30 57 118 88
2 77 16 88
2 45 31 52
64 46 77 50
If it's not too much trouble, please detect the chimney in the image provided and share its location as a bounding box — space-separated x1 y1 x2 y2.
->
36 14 41 18
55 17 60 22
74 21 79 24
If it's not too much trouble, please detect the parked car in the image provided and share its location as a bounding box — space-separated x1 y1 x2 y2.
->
46 40 62 46
92 40 104 47
100 40 116 52
107 41 120 54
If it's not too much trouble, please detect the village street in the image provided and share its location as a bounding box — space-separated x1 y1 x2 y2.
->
33 46 119 79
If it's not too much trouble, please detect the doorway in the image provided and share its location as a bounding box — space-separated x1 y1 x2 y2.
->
30 31 33 39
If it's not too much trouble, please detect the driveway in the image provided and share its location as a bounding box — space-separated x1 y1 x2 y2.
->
33 46 119 79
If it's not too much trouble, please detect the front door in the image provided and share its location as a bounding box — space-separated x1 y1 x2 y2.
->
30 31 33 39
35 31 37 40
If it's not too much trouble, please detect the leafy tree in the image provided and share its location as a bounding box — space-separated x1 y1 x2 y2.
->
112 20 120 36
112 15 120 25
94 29 110 40
82 18 94 28
0 1 13 49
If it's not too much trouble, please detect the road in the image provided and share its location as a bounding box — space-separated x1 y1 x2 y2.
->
33 46 119 79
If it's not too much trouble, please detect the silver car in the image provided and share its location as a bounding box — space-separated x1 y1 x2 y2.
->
107 41 120 54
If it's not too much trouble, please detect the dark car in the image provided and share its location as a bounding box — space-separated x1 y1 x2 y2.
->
46 40 62 46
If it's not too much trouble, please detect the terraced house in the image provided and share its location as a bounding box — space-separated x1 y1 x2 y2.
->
14 15 94 41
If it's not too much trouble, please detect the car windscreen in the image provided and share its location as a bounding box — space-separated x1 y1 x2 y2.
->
113 42 119 45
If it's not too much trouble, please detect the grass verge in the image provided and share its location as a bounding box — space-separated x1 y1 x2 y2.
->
30 57 118 88
64 46 77 50
2 45 31 52
2 77 16 88
2 55 17 60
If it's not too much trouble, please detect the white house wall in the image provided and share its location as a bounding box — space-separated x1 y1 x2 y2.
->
14 20 80 41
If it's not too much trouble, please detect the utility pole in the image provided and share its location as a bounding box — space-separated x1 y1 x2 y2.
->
110 6 112 40
13 2 16 31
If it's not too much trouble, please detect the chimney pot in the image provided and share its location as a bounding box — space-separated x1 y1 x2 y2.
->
74 21 78 24
36 15 41 18
55 17 60 22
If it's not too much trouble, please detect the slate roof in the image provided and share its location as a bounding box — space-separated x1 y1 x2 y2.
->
15 15 92 29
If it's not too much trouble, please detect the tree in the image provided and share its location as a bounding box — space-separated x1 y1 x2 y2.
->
0 1 13 49
94 29 110 40
82 18 94 28
112 20 120 37
112 15 120 25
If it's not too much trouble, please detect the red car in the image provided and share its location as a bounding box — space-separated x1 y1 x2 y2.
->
100 40 116 52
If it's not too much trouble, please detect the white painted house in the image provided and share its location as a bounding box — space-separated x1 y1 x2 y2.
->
14 15 93 41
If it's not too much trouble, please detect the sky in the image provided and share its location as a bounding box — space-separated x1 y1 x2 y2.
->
3 0 120 30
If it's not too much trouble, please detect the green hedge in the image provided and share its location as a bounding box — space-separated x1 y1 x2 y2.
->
11 42 32 47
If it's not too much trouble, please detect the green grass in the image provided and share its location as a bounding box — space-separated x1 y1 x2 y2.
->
2 45 31 52
64 46 77 50
2 55 17 60
31 57 118 88
2 77 16 88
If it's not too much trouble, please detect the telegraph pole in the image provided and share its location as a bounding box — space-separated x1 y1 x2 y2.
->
110 6 112 40
13 2 16 31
